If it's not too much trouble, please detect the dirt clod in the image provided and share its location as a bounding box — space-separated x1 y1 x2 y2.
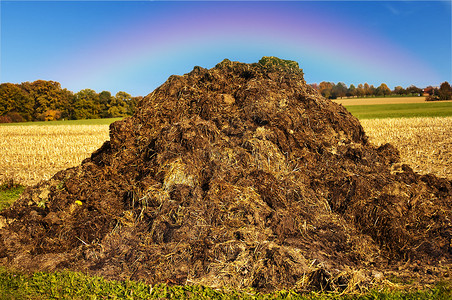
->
1 57 451 292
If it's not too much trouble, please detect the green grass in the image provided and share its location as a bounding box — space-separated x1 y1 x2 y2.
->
0 268 450 299
0 117 124 126
344 102 452 119
0 181 25 211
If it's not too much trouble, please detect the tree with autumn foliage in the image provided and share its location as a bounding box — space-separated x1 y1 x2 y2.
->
406 85 423 96
71 89 101 120
376 83 391 97
393 86 406 95
332 82 347 99
318 81 334 99
355 84 365 98
0 83 33 121
346 84 356 97
438 81 452 100
427 81 452 101
20 80 72 120
0 80 141 122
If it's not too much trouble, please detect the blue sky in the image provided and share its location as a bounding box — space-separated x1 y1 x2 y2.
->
1 1 451 96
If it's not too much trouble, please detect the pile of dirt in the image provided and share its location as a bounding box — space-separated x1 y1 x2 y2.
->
0 57 451 292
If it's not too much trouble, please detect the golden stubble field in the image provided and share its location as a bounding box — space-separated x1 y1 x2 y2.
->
361 117 452 180
0 125 109 185
0 117 451 186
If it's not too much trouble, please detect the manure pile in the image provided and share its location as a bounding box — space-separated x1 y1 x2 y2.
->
1 57 451 292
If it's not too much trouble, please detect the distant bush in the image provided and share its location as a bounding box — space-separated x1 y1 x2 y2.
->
0 115 11 123
0 112 26 123
426 95 439 101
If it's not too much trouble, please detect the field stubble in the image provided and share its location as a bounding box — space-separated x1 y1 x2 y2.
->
0 125 109 185
0 117 451 186
361 117 452 180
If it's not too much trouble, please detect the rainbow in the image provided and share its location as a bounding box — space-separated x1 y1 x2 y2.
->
50 1 442 95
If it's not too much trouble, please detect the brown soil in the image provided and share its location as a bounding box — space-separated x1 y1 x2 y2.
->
0 57 451 292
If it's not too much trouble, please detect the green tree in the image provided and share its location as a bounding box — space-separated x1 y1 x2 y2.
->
115 91 132 104
356 84 364 98
20 80 74 120
438 81 452 100
99 91 114 118
376 83 391 97
346 84 356 97
21 80 61 117
368 84 376 97
72 89 100 119
105 91 130 117
128 96 141 115
363 83 371 97
0 83 33 121
58 88 75 120
393 86 405 95
406 85 422 96
335 82 348 99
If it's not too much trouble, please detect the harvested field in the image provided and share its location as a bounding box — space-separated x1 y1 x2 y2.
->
343 102 452 119
333 96 427 106
361 117 452 180
0 57 451 293
0 125 108 186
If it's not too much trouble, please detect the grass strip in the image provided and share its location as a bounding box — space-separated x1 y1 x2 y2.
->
344 102 452 119
0 268 450 299
0 181 25 211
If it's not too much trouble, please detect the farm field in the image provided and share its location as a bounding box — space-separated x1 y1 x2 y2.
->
344 102 452 119
361 117 452 180
333 96 429 106
0 124 109 185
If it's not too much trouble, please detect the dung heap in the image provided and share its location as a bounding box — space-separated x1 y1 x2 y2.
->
1 57 451 292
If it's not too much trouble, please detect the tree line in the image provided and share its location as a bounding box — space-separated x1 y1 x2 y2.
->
1 79 451 123
310 81 452 100
424 82 452 101
0 80 142 123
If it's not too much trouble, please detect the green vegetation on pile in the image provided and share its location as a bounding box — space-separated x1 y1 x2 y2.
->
344 102 452 119
0 268 450 299
0 180 25 211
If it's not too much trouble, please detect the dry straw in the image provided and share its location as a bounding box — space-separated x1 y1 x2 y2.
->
0 125 109 185
361 116 452 180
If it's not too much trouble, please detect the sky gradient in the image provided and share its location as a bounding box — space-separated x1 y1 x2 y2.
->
1 1 451 96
